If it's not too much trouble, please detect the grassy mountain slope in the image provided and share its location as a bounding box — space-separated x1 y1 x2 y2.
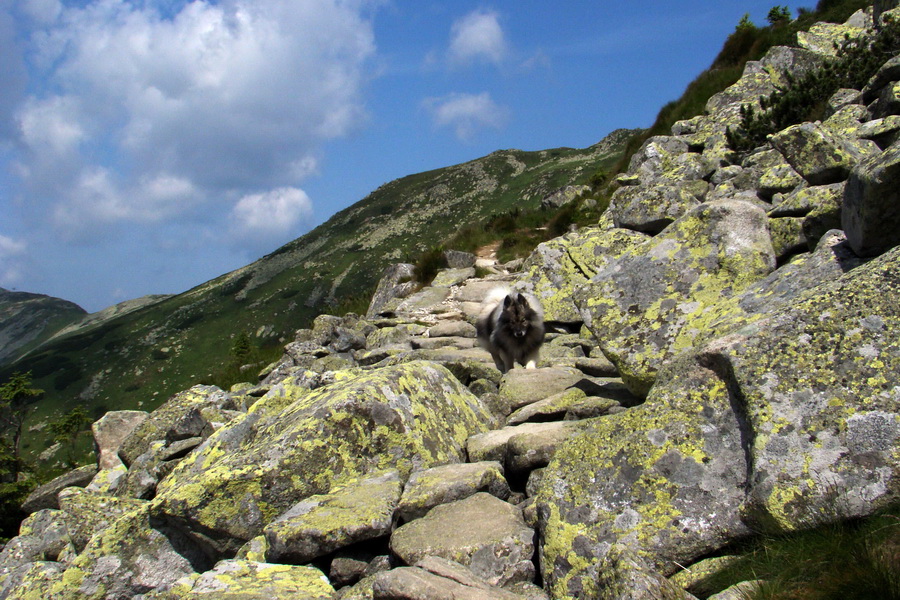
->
0 289 86 367
3 132 633 469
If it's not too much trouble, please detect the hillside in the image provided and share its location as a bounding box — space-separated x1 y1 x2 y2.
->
0 289 86 367
1 134 633 467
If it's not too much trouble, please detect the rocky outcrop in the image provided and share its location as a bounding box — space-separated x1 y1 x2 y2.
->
4 7 900 600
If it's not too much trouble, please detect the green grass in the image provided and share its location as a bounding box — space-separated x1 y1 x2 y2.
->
685 504 900 600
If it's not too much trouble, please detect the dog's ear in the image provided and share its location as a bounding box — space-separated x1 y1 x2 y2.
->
504 294 514 308
517 294 530 309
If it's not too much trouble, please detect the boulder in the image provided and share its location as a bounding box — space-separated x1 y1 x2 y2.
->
576 199 776 397
164 559 335 599
372 557 524 600
431 268 475 288
518 227 648 323
51 505 211 599
0 562 64 600
91 410 148 470
390 493 534 587
367 263 417 318
842 140 900 256
57 487 145 552
17 509 71 562
610 184 704 234
498 367 584 411
538 245 900 597
444 250 477 269
264 471 401 564
506 388 587 425
398 461 510 522
118 385 231 467
768 122 878 186
540 185 590 210
21 465 98 514
152 361 495 558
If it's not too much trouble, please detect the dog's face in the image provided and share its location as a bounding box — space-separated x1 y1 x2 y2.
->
503 294 534 338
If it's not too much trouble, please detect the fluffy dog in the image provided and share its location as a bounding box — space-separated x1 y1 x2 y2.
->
476 288 545 373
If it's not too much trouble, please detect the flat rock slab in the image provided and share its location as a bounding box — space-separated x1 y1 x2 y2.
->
168 559 335 598
499 367 584 411
468 421 584 473
21 465 98 514
265 471 402 564
398 461 510 522
506 388 587 425
390 493 534 587
372 559 524 600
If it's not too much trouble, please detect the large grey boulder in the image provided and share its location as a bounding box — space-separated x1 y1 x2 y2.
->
518 226 648 323
398 462 510 522
576 199 776 397
538 244 900 599
366 263 417 318
264 471 402 564
53 505 212 599
21 465 98 514
768 121 878 186
118 385 232 467
843 140 900 256
152 361 495 558
390 493 534 587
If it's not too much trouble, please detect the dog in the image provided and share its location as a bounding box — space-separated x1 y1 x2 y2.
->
476 288 545 373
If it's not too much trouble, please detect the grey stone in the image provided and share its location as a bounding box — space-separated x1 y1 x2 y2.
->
398 461 510 522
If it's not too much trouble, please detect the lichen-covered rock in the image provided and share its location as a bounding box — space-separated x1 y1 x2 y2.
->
842 140 900 256
576 199 776 397
0 561 64 600
506 388 587 425
51 505 211 599
609 184 704 234
21 465 98 514
538 244 900 598
152 361 494 558
367 263 418 318
536 353 753 598
264 471 401 564
162 559 335 599
56 487 146 552
768 122 879 186
431 268 475 288
498 367 584 411
118 385 230 467
390 493 534 587
797 14 868 56
18 509 71 562
398 462 510 522
767 216 808 259
518 227 648 323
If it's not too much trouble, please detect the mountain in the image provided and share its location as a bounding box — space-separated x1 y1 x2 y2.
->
0 289 86 366
1 132 634 466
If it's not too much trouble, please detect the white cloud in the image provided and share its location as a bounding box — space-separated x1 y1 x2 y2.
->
0 234 26 286
229 187 313 252
13 0 378 238
424 92 509 141
449 8 507 66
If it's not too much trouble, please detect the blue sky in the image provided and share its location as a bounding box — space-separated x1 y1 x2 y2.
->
1 0 813 312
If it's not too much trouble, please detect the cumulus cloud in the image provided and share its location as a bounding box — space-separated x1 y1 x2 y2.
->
228 187 313 254
448 8 507 66
12 0 378 241
424 92 509 141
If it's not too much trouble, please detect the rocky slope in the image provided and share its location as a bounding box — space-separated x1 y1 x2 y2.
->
2 136 631 467
0 289 86 367
3 7 900 600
